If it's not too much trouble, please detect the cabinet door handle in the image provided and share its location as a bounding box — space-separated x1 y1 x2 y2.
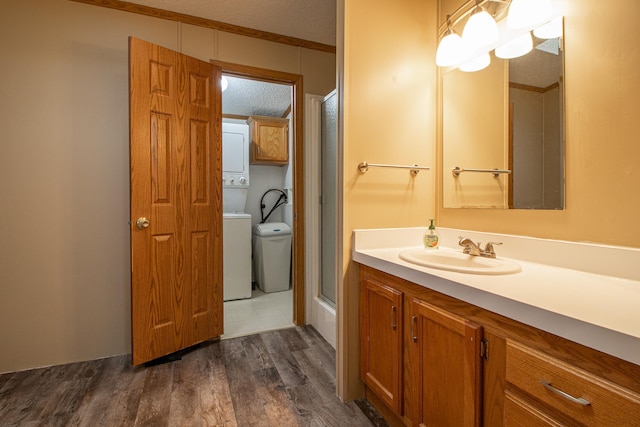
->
411 315 417 343
540 380 591 406
391 306 397 331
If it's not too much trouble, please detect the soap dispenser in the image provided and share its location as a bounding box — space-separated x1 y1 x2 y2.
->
423 219 440 250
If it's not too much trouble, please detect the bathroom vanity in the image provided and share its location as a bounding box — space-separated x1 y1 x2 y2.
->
354 227 640 426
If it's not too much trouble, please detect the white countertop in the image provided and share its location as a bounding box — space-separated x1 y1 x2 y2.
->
353 227 640 366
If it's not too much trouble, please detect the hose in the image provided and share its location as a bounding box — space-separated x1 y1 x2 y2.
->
259 189 288 224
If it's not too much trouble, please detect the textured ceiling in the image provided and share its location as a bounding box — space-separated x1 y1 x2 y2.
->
222 76 291 118
510 38 563 88
125 0 337 46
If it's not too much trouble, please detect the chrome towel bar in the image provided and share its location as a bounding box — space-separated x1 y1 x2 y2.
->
452 166 512 178
358 161 430 176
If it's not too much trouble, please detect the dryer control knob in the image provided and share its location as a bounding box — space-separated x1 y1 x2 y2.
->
239 176 247 184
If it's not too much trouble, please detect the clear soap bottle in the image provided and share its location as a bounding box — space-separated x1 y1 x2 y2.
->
423 219 440 250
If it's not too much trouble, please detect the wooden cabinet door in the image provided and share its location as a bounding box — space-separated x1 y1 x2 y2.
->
248 116 289 164
360 277 403 414
411 298 482 427
129 37 223 365
483 330 507 427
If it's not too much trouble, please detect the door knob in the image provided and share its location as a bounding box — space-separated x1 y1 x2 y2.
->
136 217 150 229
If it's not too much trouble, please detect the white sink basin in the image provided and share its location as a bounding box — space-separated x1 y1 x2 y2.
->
398 248 521 275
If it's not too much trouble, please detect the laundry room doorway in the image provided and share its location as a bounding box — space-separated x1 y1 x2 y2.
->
214 60 305 336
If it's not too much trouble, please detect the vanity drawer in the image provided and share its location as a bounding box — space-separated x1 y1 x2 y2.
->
505 340 640 426
503 390 564 427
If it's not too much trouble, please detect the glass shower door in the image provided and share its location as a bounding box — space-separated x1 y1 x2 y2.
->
320 91 337 306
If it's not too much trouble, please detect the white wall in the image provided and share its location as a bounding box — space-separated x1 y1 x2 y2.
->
246 165 289 227
0 0 335 373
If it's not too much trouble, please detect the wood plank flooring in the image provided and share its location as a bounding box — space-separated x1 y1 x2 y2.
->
0 326 388 427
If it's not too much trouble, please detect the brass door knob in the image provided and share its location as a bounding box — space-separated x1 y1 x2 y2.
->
136 217 150 229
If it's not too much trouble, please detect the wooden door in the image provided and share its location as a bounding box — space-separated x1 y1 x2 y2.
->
129 37 223 365
360 277 403 414
411 298 482 427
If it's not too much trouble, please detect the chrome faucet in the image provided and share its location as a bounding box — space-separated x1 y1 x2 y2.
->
458 237 482 256
458 236 502 258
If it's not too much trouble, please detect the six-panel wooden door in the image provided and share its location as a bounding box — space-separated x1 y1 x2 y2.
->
129 37 223 365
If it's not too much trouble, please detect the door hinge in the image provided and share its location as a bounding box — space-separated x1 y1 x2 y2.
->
480 338 490 360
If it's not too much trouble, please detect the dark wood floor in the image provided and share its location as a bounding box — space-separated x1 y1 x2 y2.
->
0 326 388 427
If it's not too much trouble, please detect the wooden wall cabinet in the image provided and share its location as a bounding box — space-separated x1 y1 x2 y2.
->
247 115 289 165
358 264 640 427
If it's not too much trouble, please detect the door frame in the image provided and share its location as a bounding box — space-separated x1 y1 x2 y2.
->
212 60 305 326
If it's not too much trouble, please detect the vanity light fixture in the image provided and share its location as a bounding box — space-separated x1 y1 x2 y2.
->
533 16 563 39
460 52 491 72
495 31 533 59
435 0 562 72
436 15 464 67
462 0 499 50
507 0 553 29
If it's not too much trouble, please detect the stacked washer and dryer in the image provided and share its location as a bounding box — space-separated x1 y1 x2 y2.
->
222 123 252 301
222 122 291 301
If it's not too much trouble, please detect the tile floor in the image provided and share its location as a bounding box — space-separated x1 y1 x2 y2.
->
222 287 294 339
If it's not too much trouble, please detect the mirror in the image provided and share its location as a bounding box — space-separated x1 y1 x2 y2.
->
442 29 565 210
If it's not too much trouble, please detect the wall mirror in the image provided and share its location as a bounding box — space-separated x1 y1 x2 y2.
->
440 1 565 210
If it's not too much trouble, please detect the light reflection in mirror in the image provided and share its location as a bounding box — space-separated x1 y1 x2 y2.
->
441 28 564 210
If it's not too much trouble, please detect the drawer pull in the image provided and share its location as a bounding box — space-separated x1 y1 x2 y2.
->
540 380 591 406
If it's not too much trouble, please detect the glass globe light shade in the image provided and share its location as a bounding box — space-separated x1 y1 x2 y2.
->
436 30 464 67
495 32 533 59
221 76 229 92
508 0 553 29
460 52 491 73
462 6 499 50
533 16 563 39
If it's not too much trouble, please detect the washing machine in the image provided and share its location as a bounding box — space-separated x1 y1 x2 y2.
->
223 213 252 301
